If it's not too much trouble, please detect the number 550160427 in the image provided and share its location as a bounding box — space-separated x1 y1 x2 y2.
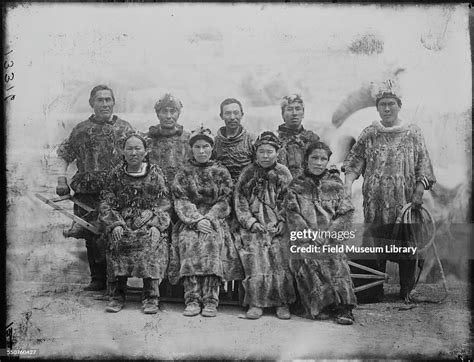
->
4 49 15 102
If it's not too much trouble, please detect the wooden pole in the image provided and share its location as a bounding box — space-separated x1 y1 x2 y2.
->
35 193 101 235
348 260 389 278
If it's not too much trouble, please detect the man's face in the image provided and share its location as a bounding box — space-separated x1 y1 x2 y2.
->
91 90 115 121
377 97 401 126
157 106 180 129
282 102 304 129
221 103 243 131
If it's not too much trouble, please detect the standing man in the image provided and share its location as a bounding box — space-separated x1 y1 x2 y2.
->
277 94 320 177
343 80 436 302
212 98 251 285
56 85 133 291
147 93 190 186
147 93 190 298
214 98 255 183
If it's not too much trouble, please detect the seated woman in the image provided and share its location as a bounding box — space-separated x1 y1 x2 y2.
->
234 131 296 320
98 132 171 314
168 126 234 317
284 141 357 325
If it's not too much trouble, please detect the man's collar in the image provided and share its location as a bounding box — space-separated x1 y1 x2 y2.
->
220 125 243 139
372 119 407 133
90 114 117 125
278 123 304 134
148 124 184 137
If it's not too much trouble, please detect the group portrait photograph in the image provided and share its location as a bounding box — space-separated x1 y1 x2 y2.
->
3 2 472 360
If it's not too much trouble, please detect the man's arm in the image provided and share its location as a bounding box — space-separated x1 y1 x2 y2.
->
342 126 371 197
411 182 425 210
57 157 69 178
343 172 358 199
56 158 71 196
411 125 437 209
56 137 75 196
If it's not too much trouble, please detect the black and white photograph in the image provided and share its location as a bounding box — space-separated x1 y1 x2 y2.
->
4 3 472 359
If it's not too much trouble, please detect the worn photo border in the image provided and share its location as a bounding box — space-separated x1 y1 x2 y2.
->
1 1 473 359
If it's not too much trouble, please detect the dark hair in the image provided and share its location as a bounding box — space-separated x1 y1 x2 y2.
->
189 126 214 148
122 134 150 165
375 93 402 108
220 98 244 117
305 141 332 161
89 85 115 107
190 135 214 148
281 94 304 114
122 133 148 149
254 131 280 152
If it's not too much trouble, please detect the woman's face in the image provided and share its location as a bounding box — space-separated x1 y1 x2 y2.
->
307 148 329 176
256 144 278 168
123 136 147 167
192 139 213 163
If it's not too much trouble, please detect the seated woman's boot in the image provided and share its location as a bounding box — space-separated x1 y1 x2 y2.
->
183 302 201 317
143 297 159 314
335 306 354 325
201 304 217 317
105 299 124 313
246 306 263 319
276 305 291 320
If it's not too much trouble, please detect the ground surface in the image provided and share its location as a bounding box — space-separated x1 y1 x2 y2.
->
6 279 471 359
